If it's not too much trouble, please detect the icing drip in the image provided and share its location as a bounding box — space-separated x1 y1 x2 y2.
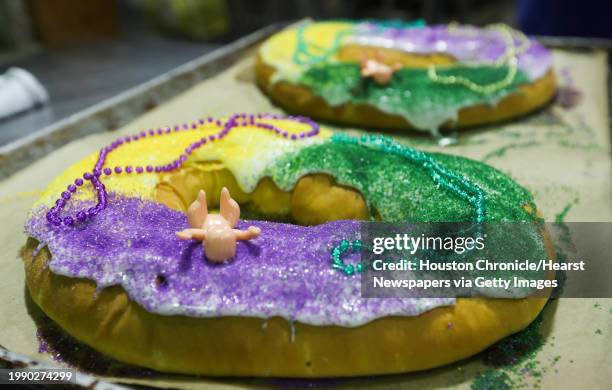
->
26 133 542 324
260 21 553 133
298 63 529 135
27 196 455 327
268 137 536 223
46 113 320 227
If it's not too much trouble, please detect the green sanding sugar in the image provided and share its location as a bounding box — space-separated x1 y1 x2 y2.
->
473 309 549 389
554 198 578 223
481 311 545 367
265 136 554 387
298 63 529 131
482 141 539 162
268 139 537 223
472 370 514 390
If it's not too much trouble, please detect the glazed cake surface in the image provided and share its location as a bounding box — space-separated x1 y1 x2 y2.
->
23 114 551 376
256 21 556 133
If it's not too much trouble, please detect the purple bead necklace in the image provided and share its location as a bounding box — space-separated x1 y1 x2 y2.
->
46 113 320 227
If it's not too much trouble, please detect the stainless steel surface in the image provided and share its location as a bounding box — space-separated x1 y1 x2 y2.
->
0 37 220 147
0 22 286 180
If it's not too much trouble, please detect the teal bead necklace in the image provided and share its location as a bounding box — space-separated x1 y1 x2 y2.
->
292 20 425 66
293 24 351 66
331 239 363 276
329 133 486 276
333 133 486 223
293 21 529 97
427 23 530 95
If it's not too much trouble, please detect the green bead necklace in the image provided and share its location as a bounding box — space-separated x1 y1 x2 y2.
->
329 133 486 276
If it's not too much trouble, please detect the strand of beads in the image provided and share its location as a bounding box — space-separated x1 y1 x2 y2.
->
331 239 363 276
293 24 352 66
329 134 486 276
332 133 486 223
293 20 427 66
46 113 320 227
427 24 530 95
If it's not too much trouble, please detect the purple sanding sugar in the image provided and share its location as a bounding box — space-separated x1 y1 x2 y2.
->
26 195 454 326
352 23 552 80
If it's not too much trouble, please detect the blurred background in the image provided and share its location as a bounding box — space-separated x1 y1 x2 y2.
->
0 0 610 147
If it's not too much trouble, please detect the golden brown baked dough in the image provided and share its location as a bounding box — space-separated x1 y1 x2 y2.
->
255 49 557 131
22 239 549 377
155 165 369 224
22 166 554 377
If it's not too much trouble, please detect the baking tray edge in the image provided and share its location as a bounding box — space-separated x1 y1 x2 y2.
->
0 22 288 180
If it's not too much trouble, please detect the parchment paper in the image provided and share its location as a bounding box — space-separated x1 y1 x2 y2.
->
0 47 611 389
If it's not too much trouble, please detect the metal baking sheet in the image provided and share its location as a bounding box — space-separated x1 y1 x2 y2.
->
0 22 610 389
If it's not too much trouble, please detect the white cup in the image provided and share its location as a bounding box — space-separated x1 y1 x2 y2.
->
0 67 49 119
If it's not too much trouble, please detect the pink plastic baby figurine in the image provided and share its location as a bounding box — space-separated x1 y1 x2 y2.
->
360 50 402 86
175 187 261 263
